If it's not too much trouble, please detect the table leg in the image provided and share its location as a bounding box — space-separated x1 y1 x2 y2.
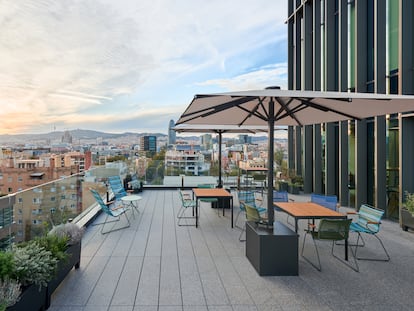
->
196 199 199 228
231 197 233 228
295 219 298 233
345 238 348 261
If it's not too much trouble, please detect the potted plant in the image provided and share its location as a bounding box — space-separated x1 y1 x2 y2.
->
401 191 414 231
45 223 83 307
7 240 58 311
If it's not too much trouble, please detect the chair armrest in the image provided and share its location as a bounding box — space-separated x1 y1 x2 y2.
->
111 204 125 210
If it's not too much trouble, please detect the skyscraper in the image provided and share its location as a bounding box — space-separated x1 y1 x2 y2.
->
168 120 176 145
140 136 157 152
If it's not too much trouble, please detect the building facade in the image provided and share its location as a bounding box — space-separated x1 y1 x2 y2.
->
287 0 414 221
140 136 157 152
168 119 176 145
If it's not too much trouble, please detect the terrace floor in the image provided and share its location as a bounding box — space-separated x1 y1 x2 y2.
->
50 190 414 311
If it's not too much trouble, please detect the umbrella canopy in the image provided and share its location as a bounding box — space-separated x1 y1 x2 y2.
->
176 89 414 224
173 124 270 188
177 89 414 126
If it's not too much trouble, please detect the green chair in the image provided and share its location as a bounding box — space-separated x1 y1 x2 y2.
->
239 203 268 241
197 184 219 211
301 218 359 272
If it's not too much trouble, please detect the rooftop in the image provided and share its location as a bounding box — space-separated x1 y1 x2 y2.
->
50 190 414 310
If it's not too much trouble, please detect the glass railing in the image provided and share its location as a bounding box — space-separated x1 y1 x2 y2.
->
0 160 269 249
0 166 125 250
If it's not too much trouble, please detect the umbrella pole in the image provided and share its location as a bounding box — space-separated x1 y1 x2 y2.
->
267 102 275 225
218 131 223 188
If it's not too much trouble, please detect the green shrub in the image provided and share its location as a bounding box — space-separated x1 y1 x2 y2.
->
0 252 15 281
35 234 69 262
12 241 58 289
404 191 414 216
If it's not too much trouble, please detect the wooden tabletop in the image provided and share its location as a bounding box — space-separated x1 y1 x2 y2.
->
192 188 232 198
274 202 345 218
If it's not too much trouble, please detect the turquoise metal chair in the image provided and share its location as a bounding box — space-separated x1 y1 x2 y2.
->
90 188 130 234
177 190 197 226
348 204 390 261
108 175 131 200
301 218 359 272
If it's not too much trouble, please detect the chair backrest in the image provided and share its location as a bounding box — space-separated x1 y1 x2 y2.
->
108 176 127 198
178 190 195 208
237 190 256 211
273 190 288 202
197 184 215 188
317 218 352 241
90 188 114 216
244 203 262 223
311 193 338 211
356 204 384 233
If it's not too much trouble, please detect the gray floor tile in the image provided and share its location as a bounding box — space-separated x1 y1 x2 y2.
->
50 190 414 311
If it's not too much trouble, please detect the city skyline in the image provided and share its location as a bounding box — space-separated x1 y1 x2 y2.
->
0 1 288 135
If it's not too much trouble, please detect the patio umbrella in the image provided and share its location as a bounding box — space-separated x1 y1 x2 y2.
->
173 124 268 188
176 88 414 224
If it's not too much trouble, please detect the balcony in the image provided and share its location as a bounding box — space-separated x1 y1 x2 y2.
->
1 163 414 309
46 190 414 310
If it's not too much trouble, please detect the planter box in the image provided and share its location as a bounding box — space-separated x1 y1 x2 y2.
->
246 221 298 276
45 242 81 308
278 181 288 192
401 209 414 231
288 185 300 194
7 284 47 311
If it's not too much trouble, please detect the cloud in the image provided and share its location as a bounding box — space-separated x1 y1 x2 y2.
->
196 63 288 91
0 0 288 135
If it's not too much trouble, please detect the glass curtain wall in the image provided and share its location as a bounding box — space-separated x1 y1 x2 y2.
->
386 0 399 218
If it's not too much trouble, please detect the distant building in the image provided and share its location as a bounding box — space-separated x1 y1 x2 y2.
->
237 135 252 144
140 136 157 152
164 149 209 176
168 120 176 145
201 134 212 150
61 130 73 144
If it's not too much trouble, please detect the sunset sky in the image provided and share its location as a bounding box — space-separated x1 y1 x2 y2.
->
0 1 288 135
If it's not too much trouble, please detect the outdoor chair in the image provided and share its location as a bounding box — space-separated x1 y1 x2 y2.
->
107 175 132 200
301 218 359 272
310 193 339 211
238 201 268 242
90 188 130 234
348 204 390 261
177 190 197 226
197 184 219 210
235 190 266 230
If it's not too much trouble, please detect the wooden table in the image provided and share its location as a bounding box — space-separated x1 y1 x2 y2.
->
274 201 349 260
192 188 233 228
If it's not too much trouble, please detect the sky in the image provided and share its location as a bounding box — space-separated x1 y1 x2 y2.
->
0 0 288 135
